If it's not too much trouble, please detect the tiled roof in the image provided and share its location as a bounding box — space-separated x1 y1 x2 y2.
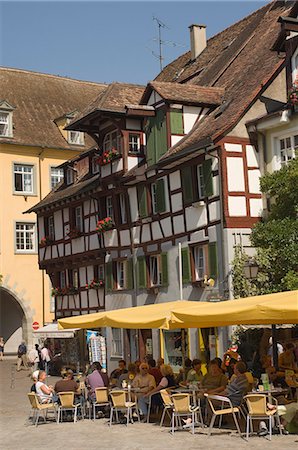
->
155 1 293 160
141 81 224 106
0 67 106 150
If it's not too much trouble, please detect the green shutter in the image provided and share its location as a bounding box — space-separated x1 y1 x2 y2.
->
156 109 168 161
137 256 147 289
203 159 213 197
156 179 166 213
105 261 113 291
145 116 157 166
208 243 218 280
126 259 133 290
181 166 194 204
181 247 191 284
161 253 168 287
137 185 148 218
170 109 184 134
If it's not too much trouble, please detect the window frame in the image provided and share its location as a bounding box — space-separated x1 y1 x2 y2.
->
50 166 64 189
118 193 127 225
103 129 121 153
115 260 127 290
0 110 13 137
148 254 162 287
191 244 208 282
128 132 142 154
272 128 298 169
74 205 84 232
15 221 36 254
13 163 35 195
111 327 124 358
106 195 114 221
67 129 84 146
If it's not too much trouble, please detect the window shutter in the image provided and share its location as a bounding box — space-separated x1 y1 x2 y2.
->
126 259 133 290
203 159 213 197
137 185 148 218
156 179 166 213
170 109 184 135
181 247 191 284
161 252 169 287
137 256 147 289
156 109 168 161
181 166 194 204
105 261 113 291
145 117 157 166
208 243 218 280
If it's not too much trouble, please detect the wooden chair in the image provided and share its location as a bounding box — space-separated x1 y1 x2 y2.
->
109 390 139 426
170 393 202 435
57 392 81 423
244 394 282 440
27 393 57 426
205 394 241 437
92 387 110 420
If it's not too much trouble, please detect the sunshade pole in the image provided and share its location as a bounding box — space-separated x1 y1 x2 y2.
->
271 324 278 370
181 328 186 382
178 243 183 302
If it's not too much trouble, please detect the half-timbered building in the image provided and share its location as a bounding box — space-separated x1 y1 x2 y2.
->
28 1 297 369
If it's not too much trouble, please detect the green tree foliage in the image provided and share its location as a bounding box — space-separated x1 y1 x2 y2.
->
232 157 298 296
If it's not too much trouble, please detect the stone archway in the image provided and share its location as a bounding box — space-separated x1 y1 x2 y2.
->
0 286 34 354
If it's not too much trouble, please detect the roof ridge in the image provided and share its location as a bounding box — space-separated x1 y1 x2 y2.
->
0 66 107 87
109 81 146 88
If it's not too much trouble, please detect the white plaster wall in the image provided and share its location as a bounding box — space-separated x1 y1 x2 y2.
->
189 229 206 243
147 91 163 106
101 164 110 178
131 226 140 245
54 210 63 240
171 135 183 147
79 267 86 285
246 145 259 167
208 225 217 243
248 169 261 194
58 243 64 257
151 222 164 241
45 247 51 259
52 246 58 259
227 158 245 191
169 171 181 191
38 217 45 238
128 187 139 222
87 266 94 281
64 243 71 256
225 143 242 153
209 200 221 222
211 174 219 197
127 156 142 171
89 215 97 233
160 217 172 237
250 198 263 217
141 224 151 242
126 119 141 130
63 208 69 222
104 229 118 247
89 234 98 250
185 206 207 231
72 238 85 254
112 158 123 174
171 193 183 213
120 229 130 246
173 214 184 235
183 106 201 133
228 196 247 216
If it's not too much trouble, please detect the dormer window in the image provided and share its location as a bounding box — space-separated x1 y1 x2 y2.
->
103 130 121 152
0 100 14 138
68 130 84 145
66 168 74 185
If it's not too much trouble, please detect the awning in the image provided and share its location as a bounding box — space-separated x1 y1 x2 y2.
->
33 323 79 338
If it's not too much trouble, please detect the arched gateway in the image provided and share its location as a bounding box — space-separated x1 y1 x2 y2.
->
0 286 34 354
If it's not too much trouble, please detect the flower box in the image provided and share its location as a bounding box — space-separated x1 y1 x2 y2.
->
288 77 298 107
67 228 82 239
96 217 113 233
51 286 79 296
97 147 120 166
86 279 105 290
39 236 53 247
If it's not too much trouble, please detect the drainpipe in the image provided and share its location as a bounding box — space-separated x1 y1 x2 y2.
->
38 148 45 326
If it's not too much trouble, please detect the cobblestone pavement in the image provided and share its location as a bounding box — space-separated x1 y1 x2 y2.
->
1 358 298 450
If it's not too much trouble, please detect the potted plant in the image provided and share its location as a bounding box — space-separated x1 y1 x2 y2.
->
96 217 113 233
86 279 105 290
97 147 120 166
39 236 53 247
288 77 298 110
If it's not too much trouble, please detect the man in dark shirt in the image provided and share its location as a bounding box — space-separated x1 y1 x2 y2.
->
148 358 163 385
54 369 80 393
222 361 249 406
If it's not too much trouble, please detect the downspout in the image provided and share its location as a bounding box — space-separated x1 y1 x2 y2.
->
38 148 45 326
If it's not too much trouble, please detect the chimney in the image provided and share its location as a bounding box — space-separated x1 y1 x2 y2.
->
189 24 206 61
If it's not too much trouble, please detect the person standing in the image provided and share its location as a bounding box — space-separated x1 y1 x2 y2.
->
28 345 40 372
0 337 4 361
41 344 51 375
17 340 28 371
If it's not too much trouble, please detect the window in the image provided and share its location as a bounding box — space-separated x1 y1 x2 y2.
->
151 179 166 214
45 215 55 240
119 193 127 224
66 168 74 185
129 133 141 153
151 183 158 215
50 284 55 313
279 135 297 166
103 130 121 152
91 156 100 174
137 185 148 218
193 246 207 281
106 196 114 220
111 328 123 357
94 264 105 281
59 271 66 289
149 255 162 286
116 261 126 289
14 164 34 194
15 222 36 252
67 130 84 145
0 111 12 137
197 165 205 198
74 205 83 232
181 160 213 204
291 46 298 82
50 167 64 189
71 269 79 289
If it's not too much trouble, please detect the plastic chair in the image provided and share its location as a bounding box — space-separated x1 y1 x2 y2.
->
205 394 241 436
57 392 80 423
109 390 139 426
27 393 57 426
170 393 202 435
92 387 110 420
244 394 282 440
159 389 174 427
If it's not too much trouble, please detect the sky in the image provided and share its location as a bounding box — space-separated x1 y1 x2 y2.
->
0 1 268 85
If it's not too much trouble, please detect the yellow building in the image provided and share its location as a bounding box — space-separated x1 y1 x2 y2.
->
0 67 106 352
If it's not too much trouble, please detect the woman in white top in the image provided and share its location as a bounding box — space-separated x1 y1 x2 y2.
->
35 370 55 403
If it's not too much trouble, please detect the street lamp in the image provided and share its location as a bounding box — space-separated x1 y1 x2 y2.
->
243 259 259 279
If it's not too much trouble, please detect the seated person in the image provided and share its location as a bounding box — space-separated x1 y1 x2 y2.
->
110 359 128 382
175 358 192 385
54 369 80 394
117 363 137 387
229 361 254 390
186 359 203 385
35 370 57 403
86 362 109 402
279 343 297 372
138 364 176 417
132 363 156 399
30 370 40 393
221 361 249 406
148 358 163 386
202 359 228 394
